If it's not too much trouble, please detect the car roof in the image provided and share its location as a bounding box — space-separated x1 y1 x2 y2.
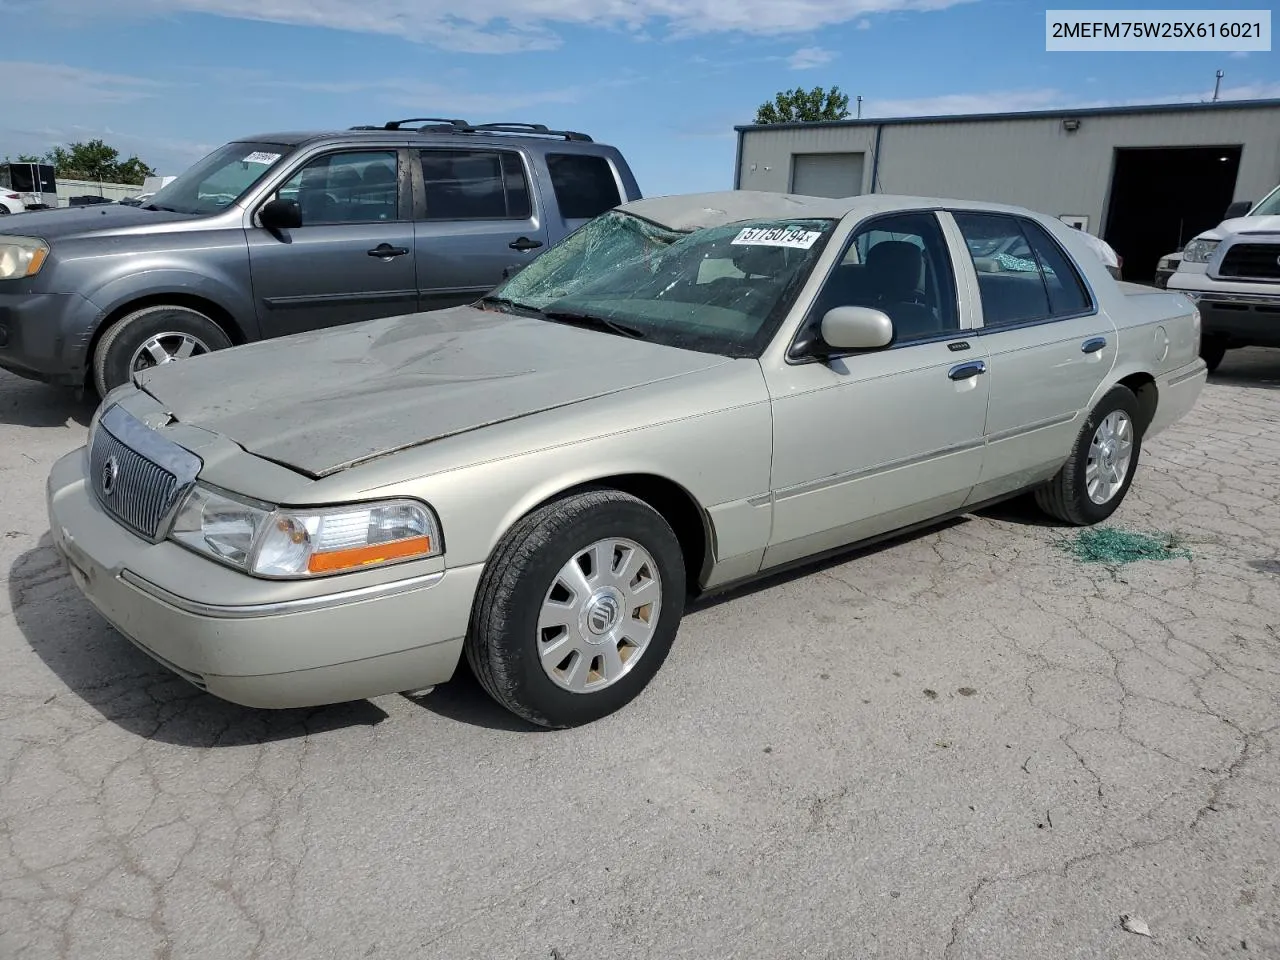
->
230 126 608 151
616 190 1052 231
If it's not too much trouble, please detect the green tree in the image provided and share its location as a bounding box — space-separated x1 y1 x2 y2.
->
41 139 155 184
754 86 852 124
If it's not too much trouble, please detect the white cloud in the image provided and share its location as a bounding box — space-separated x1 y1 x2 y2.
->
857 18 872 29
788 47 836 70
1227 51 1249 59
0 60 167 104
57 0 977 52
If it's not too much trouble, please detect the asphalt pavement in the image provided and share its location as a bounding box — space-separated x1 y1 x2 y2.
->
2 350 1278 960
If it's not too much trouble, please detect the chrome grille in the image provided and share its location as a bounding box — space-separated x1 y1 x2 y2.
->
89 405 202 542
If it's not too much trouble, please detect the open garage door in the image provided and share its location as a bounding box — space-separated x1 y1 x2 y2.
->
1103 145 1241 283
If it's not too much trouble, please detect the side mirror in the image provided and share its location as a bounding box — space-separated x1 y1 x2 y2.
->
1224 200 1252 219
820 306 894 352
260 198 302 231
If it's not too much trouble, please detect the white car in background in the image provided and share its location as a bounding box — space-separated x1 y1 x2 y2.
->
0 190 26 215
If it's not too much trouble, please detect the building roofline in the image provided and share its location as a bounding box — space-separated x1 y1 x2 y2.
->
733 97 1280 133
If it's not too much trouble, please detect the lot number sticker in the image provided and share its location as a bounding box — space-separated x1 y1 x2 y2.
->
731 226 822 249
242 151 282 165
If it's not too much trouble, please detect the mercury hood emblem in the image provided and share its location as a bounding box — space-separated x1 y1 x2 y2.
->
101 455 120 496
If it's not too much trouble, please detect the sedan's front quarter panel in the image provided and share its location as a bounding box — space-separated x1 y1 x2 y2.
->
340 360 777 588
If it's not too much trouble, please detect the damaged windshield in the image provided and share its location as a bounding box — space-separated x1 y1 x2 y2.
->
486 210 836 357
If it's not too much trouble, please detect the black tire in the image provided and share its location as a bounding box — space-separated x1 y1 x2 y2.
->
92 304 232 397
465 489 687 729
1200 335 1228 373
1035 384 1143 526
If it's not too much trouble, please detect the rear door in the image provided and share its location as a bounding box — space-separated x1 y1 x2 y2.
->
945 210 1117 504
247 147 417 337
412 147 549 311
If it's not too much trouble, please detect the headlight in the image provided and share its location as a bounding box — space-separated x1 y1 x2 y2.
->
0 237 50 280
1182 238 1220 263
170 484 442 578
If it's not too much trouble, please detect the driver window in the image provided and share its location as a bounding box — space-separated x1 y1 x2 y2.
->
811 212 958 344
273 151 400 226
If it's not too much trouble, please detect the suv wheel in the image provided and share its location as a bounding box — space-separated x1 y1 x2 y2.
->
93 305 232 397
1199 335 1228 373
466 489 687 728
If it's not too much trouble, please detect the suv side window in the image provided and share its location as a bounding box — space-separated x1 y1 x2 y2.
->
420 149 531 220
809 211 959 344
546 154 622 220
953 212 1092 326
274 150 400 225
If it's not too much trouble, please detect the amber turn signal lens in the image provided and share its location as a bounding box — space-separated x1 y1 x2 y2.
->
306 535 432 574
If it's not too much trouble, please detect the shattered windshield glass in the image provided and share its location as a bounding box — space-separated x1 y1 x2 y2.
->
487 210 836 357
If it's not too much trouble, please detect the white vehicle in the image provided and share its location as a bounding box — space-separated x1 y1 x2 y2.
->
1166 184 1280 371
0 190 23 215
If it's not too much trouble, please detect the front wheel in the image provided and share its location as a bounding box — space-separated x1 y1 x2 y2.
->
465 489 687 728
93 304 232 397
1035 385 1143 526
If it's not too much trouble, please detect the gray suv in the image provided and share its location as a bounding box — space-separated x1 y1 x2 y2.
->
0 118 642 396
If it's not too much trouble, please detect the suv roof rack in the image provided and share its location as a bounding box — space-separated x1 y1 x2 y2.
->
380 117 472 130
469 122 593 142
353 118 594 142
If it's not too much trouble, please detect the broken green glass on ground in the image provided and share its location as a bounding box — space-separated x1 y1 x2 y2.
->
1060 527 1192 566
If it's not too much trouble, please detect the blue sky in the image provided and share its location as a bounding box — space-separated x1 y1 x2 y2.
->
1 0 1276 196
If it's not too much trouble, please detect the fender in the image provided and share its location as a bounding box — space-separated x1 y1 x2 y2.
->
85 268 260 343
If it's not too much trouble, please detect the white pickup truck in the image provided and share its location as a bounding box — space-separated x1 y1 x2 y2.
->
1166 183 1280 371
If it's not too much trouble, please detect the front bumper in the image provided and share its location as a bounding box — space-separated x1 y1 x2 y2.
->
46 449 479 708
0 290 103 385
1166 275 1280 347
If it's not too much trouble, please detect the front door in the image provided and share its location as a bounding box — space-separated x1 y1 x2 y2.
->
946 211 1118 503
763 210 990 570
247 148 418 338
412 147 550 312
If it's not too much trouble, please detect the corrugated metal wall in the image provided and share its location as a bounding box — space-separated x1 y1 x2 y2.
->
737 105 1280 233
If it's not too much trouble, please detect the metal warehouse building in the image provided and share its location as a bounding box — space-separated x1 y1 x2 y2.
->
733 98 1280 282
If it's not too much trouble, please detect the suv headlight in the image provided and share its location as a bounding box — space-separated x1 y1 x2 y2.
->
169 484 442 578
1182 238 1220 263
0 237 49 280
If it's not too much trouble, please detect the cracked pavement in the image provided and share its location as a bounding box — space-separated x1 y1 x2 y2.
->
2 350 1279 960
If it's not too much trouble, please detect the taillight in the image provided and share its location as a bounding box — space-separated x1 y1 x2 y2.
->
3 193 19 200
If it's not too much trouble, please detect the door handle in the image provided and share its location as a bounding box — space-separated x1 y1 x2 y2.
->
1082 337 1107 354
368 244 409 258
509 236 543 252
948 360 987 381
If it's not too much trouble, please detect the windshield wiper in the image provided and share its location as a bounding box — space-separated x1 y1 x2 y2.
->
541 308 647 340
478 295 543 317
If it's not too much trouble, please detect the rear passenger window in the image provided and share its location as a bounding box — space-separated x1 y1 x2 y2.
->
1020 219 1092 315
546 154 621 220
421 149 531 220
954 212 1092 327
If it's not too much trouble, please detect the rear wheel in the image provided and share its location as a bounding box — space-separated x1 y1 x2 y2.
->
93 304 232 397
1035 385 1142 526
1199 335 1228 373
465 489 686 728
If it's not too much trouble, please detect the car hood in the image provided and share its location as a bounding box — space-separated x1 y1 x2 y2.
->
0 204 196 240
134 306 732 478
1194 214 1280 243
